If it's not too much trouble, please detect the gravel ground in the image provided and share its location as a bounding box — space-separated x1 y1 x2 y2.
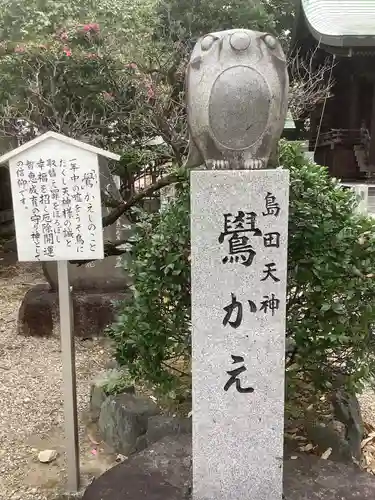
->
0 256 118 500
359 391 375 430
358 389 375 474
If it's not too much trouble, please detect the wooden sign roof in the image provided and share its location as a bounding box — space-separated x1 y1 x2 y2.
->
0 131 120 165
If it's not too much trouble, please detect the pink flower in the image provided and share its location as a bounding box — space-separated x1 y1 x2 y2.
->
126 62 138 69
63 46 72 56
83 23 100 33
102 91 114 101
14 44 25 53
147 86 155 99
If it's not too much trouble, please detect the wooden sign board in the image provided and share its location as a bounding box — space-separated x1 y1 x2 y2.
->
4 134 110 262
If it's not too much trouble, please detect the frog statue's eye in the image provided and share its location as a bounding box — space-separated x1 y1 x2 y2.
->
263 34 277 50
230 31 251 51
201 35 215 51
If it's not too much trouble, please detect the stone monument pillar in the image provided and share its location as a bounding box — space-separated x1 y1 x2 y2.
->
188 29 289 500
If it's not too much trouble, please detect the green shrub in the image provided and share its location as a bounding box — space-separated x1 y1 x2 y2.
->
108 142 375 397
282 142 375 393
108 177 191 397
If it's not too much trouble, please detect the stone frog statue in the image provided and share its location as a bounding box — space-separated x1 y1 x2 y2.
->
184 29 289 170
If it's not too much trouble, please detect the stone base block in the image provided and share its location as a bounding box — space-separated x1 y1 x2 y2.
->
18 284 128 338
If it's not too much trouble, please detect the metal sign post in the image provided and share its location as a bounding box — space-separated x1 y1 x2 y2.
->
58 260 80 491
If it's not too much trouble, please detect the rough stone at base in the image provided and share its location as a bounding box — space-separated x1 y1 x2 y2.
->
73 291 126 339
283 451 375 499
302 391 364 463
331 389 364 461
305 421 353 463
132 415 192 454
145 416 192 446
82 434 375 500
90 385 108 422
17 284 128 338
98 393 159 456
90 369 135 422
18 284 54 337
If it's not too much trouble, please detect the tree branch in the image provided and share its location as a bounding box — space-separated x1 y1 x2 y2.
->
102 171 182 227
68 172 183 266
161 360 189 378
288 48 336 120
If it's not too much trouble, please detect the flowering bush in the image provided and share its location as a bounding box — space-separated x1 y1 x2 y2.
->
0 0 168 154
